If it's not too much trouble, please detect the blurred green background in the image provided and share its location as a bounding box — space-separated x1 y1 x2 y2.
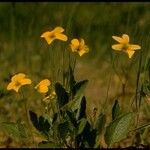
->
0 2 150 147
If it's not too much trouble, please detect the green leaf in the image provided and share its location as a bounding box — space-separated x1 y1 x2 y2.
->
57 121 69 139
66 111 77 128
63 80 88 112
55 82 69 108
76 96 86 120
112 100 121 120
29 110 50 137
0 121 28 139
38 141 60 148
104 112 134 147
94 113 106 135
71 80 88 100
77 118 87 135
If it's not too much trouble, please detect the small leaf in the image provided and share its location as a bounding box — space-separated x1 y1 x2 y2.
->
77 118 87 135
104 112 134 147
29 111 50 137
55 82 69 108
38 141 60 148
95 113 106 135
112 100 121 120
76 96 86 120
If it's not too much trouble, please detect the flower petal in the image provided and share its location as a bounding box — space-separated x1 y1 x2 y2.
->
38 86 49 93
7 82 20 93
55 33 68 41
20 78 32 85
112 44 123 51
39 79 51 86
7 82 15 90
53 27 64 33
71 39 79 51
80 38 85 46
129 44 141 50
12 73 26 82
41 31 51 38
122 34 129 43
126 50 135 58
112 36 124 43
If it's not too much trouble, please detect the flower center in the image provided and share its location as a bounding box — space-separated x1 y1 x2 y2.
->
15 81 21 87
122 44 129 51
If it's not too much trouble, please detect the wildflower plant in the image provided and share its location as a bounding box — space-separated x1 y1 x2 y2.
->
1 23 150 148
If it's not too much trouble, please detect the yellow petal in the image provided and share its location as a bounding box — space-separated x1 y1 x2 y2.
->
41 31 51 38
20 78 32 85
129 44 141 50
55 33 68 41
71 39 79 51
7 82 20 93
71 39 79 47
7 82 15 90
13 86 21 93
80 38 85 46
122 34 129 43
12 73 26 82
112 36 124 43
78 46 89 56
38 86 49 93
112 44 123 51
126 50 135 58
53 27 64 33
78 50 86 56
35 79 51 94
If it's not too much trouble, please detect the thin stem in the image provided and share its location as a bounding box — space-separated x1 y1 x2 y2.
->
20 89 35 146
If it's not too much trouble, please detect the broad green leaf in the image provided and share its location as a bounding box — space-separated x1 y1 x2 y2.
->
71 80 88 100
76 96 86 120
66 111 77 128
112 100 121 120
57 121 69 139
38 141 60 148
104 112 134 147
62 80 88 112
29 111 50 137
55 82 69 108
77 118 87 135
94 113 106 135
0 121 28 139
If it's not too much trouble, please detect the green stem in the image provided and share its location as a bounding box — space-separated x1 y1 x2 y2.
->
20 89 35 146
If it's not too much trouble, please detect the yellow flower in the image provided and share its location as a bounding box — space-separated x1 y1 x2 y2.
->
112 34 141 58
41 26 68 45
7 73 32 93
35 79 51 94
70 38 89 56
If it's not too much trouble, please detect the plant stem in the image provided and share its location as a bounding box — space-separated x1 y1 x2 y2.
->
20 89 35 146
